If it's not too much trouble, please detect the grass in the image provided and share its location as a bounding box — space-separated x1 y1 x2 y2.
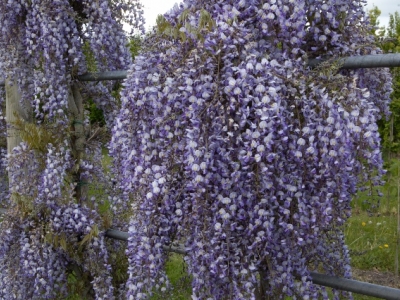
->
341 185 400 299
150 254 192 300
346 179 399 273
345 213 397 271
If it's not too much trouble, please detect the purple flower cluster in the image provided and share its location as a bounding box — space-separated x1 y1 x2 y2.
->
7 143 43 201
0 203 114 299
0 213 68 299
0 148 9 206
50 204 114 299
36 143 73 207
0 86 9 205
0 1 144 298
2 142 117 298
0 0 143 121
111 0 392 298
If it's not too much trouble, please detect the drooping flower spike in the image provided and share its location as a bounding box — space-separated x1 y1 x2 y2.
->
112 0 392 299
0 0 144 298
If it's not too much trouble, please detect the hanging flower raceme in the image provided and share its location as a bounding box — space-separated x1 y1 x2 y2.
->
0 213 68 299
0 0 144 298
111 0 392 299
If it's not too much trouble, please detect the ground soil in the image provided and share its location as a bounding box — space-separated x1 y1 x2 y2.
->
352 268 400 289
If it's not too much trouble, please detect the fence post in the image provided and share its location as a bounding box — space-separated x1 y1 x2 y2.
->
5 80 32 154
254 269 269 300
68 83 88 203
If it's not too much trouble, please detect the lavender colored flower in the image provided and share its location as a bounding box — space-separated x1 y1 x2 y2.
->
0 1 144 298
111 0 392 299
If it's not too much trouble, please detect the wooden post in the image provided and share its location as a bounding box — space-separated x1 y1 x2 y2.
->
255 269 270 300
68 83 87 203
5 80 32 154
4 80 32 204
396 172 400 277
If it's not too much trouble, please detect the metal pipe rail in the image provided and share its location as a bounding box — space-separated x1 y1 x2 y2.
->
309 272 400 300
105 228 400 299
308 53 400 69
1 53 400 87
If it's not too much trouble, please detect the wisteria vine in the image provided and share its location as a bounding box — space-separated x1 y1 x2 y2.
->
111 0 392 299
0 0 144 299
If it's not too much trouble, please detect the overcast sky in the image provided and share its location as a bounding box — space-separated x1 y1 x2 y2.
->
142 1 178 31
142 0 398 31
366 0 398 28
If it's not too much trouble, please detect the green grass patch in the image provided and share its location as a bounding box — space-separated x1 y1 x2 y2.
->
344 170 400 272
345 213 397 271
150 254 192 300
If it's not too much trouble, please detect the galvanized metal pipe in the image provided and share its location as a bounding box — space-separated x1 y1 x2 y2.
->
0 70 129 87
0 213 397 298
309 53 400 69
77 70 128 82
310 272 400 300
1 53 400 87
105 229 187 255
104 228 400 299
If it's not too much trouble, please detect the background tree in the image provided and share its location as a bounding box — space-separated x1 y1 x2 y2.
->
368 7 400 155
368 5 386 37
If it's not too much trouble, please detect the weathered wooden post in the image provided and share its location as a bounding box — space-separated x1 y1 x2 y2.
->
5 80 32 154
68 83 88 203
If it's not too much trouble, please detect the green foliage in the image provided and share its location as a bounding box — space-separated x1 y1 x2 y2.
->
79 224 99 249
368 6 385 37
84 37 142 126
150 254 192 300
14 117 60 153
156 9 215 42
128 36 142 60
66 268 96 300
345 213 397 271
82 41 98 74
85 98 105 126
379 47 400 153
386 12 400 46
369 7 400 154
109 246 129 289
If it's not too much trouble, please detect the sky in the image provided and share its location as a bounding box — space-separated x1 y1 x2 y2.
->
142 0 398 31
366 0 397 29
142 1 179 31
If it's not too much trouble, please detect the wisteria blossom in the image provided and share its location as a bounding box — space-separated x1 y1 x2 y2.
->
111 0 392 299
0 0 144 298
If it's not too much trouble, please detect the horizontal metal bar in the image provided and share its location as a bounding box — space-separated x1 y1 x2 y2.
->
0 209 398 298
105 228 400 299
106 228 400 299
310 272 400 300
309 53 400 69
105 228 187 254
0 70 129 87
77 70 128 81
105 228 129 241
0 53 400 87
